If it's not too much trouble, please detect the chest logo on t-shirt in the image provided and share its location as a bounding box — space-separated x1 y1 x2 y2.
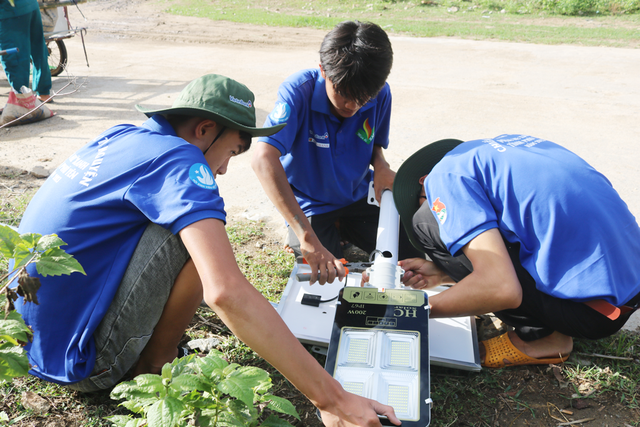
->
269 102 291 124
189 163 217 190
356 118 375 144
431 197 447 224
308 130 330 148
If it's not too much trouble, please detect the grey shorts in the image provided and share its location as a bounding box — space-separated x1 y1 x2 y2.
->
68 223 189 393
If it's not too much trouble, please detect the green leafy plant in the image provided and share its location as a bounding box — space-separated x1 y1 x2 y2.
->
0 224 85 382
108 350 300 427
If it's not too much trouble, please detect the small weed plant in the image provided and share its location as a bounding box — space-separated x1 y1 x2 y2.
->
108 350 300 427
0 224 85 382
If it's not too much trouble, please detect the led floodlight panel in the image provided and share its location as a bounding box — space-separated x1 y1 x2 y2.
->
324 287 431 426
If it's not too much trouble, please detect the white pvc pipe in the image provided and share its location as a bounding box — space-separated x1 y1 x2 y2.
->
366 190 403 290
374 190 400 266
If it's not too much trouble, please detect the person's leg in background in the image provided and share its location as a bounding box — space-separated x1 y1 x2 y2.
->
28 9 52 100
0 13 32 93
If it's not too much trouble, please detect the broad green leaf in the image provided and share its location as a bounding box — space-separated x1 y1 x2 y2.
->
197 353 228 378
104 414 130 427
0 225 20 258
222 363 240 376
10 243 37 271
170 373 207 392
112 379 162 401
120 399 146 414
231 366 270 389
18 233 41 249
253 378 272 395
177 390 209 409
35 234 66 252
147 396 184 427
224 398 254 424
119 396 159 414
217 377 255 409
105 415 146 427
262 395 300 419
0 319 32 345
36 248 86 277
0 311 32 344
170 353 197 377
111 381 137 398
259 414 296 427
0 344 30 382
204 351 228 368
217 409 249 427
133 374 165 394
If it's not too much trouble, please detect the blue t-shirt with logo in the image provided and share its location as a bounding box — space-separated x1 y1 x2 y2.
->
16 115 226 384
424 134 640 306
258 68 391 215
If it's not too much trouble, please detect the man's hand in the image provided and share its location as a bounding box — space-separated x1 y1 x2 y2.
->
398 258 450 290
373 165 395 203
318 391 401 427
371 146 395 203
300 237 346 285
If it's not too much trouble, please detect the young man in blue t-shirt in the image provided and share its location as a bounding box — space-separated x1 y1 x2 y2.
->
253 21 413 285
391 135 640 368
14 74 400 427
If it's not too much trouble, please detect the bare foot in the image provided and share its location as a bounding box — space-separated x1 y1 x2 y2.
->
38 95 54 103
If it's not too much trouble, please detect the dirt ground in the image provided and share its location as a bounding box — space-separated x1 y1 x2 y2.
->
1 0 640 425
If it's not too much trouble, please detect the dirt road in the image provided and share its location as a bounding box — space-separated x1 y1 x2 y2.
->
2 0 640 331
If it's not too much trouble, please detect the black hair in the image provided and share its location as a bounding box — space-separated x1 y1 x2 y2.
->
319 21 393 106
165 114 252 153
237 130 252 153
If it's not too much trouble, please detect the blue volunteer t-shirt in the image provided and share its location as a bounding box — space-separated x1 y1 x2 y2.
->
15 115 226 384
258 68 391 215
424 134 640 306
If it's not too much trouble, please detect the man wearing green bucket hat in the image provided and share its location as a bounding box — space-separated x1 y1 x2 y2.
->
391 134 640 369
14 74 400 425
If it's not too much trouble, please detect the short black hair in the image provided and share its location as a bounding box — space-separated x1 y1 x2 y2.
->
237 130 252 153
165 114 253 152
319 21 393 106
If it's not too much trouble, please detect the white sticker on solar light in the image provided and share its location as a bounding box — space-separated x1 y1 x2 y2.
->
334 328 421 421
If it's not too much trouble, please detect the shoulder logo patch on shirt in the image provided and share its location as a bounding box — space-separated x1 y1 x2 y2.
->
356 118 375 144
189 163 217 190
431 197 447 224
269 102 291 124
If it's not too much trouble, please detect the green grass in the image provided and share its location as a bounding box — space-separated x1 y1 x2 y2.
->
227 220 294 302
0 190 34 229
160 0 640 47
427 331 640 425
2 214 639 425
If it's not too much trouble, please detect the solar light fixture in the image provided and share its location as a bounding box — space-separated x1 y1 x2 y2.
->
323 286 431 426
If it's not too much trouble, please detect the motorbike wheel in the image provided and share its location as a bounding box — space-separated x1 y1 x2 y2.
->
47 39 67 77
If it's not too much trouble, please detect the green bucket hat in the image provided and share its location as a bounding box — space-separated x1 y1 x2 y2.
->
392 138 464 253
135 74 285 138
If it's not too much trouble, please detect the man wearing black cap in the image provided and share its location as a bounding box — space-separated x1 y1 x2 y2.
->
392 134 640 368
15 74 400 426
